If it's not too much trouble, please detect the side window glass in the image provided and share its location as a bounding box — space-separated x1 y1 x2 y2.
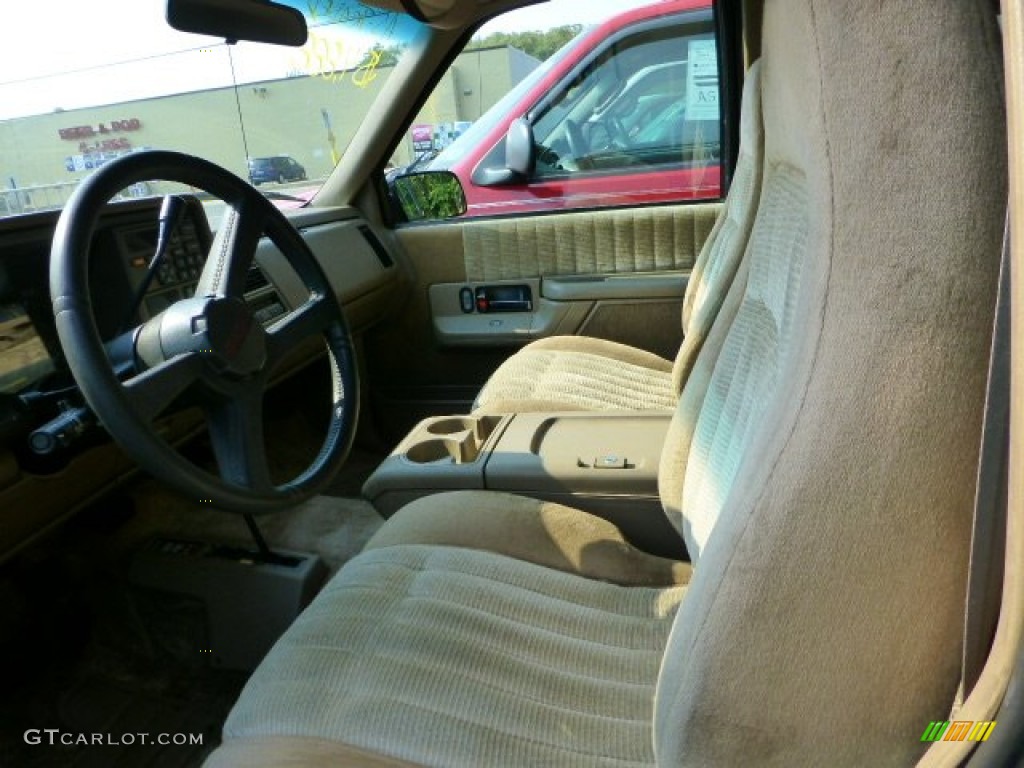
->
386 1 721 221
532 28 719 179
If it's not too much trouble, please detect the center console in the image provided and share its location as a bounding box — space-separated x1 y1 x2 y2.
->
362 411 684 559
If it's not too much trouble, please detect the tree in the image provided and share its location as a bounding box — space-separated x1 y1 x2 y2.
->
466 25 583 62
361 44 404 68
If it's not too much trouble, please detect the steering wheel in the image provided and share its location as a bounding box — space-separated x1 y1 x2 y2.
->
50 150 358 515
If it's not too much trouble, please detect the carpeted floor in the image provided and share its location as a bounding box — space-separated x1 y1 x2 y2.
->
120 486 385 575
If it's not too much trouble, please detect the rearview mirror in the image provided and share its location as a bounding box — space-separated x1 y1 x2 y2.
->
166 0 307 46
391 171 467 222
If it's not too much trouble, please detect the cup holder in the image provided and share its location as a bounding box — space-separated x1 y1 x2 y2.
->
406 439 459 464
425 415 498 442
405 416 501 465
426 417 476 436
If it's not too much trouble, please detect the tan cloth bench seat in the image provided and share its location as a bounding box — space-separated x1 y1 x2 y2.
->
206 1 1006 765
219 542 686 767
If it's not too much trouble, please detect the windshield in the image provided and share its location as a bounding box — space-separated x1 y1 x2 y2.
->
0 0 426 220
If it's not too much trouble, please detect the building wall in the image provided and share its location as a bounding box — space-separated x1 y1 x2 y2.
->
390 45 537 165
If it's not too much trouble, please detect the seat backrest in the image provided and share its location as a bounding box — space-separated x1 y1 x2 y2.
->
655 0 1006 764
671 59 764 397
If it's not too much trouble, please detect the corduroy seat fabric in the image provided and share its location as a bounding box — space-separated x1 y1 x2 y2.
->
216 544 686 767
471 61 764 415
206 2 1006 766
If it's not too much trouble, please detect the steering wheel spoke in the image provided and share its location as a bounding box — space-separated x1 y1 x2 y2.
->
196 202 268 298
266 294 333 367
205 390 273 493
123 352 204 423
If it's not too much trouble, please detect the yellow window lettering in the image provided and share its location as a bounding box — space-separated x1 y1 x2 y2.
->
352 49 381 89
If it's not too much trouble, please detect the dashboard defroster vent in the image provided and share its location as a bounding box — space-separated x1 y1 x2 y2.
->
244 264 271 294
243 264 286 327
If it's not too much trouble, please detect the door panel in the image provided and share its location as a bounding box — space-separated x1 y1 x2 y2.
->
462 203 718 281
365 202 721 440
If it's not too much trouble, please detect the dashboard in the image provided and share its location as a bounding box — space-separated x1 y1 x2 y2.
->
0 194 403 562
2 198 204 393
0 197 288 463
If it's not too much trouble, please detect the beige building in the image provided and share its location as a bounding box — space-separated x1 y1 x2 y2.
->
0 45 538 215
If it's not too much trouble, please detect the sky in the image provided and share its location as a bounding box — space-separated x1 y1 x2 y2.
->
0 0 655 121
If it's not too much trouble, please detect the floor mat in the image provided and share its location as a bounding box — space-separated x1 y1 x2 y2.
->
42 673 238 767
0 564 247 768
3 663 245 768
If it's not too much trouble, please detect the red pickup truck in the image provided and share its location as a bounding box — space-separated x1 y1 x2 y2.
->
423 0 720 217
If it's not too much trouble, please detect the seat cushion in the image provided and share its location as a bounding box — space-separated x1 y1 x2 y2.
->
365 491 691 587
472 336 675 414
217 544 685 767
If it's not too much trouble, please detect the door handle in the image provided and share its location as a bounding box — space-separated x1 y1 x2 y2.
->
470 284 533 313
